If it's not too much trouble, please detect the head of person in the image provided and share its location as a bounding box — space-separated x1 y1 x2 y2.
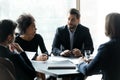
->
0 19 17 45
67 8 80 31
105 12 120 39
17 13 36 36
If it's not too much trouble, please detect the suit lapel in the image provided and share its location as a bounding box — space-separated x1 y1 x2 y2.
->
72 25 80 48
64 26 70 49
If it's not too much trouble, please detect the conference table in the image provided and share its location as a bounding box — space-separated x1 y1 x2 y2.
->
31 56 83 80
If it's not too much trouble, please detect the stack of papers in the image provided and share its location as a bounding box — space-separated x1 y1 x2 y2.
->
47 60 76 69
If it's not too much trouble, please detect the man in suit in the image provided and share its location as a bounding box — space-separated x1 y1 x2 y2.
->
52 8 94 57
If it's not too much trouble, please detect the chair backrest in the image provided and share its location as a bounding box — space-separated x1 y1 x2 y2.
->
0 57 16 80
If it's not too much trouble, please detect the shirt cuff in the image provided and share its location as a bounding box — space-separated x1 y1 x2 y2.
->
77 62 87 75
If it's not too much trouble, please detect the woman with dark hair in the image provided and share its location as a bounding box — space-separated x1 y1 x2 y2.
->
15 13 48 61
0 19 45 80
77 13 120 80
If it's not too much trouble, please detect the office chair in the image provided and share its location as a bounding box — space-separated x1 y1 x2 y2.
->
0 57 16 80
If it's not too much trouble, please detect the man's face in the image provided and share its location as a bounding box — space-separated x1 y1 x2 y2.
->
67 14 80 30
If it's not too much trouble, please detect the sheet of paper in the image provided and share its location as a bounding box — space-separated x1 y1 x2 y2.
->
69 57 84 64
25 51 36 60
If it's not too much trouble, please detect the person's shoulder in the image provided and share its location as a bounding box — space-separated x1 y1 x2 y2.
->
98 39 118 50
0 46 9 57
77 24 89 33
78 24 89 30
15 35 20 39
35 33 41 37
15 35 22 42
57 25 67 31
0 46 6 51
34 33 43 39
35 33 43 37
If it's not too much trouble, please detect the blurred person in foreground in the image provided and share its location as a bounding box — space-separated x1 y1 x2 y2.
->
77 12 120 80
0 19 45 80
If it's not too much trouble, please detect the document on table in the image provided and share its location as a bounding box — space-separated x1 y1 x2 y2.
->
47 60 76 69
25 51 36 60
69 57 84 64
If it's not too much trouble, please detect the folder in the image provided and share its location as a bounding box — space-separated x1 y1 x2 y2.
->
47 60 76 69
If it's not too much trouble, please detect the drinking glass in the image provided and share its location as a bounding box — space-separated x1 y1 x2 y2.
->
84 50 91 60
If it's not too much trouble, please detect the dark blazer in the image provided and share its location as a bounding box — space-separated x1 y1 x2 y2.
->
0 45 36 80
52 24 94 56
78 38 120 80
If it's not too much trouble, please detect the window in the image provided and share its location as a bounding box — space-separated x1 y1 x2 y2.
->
1 0 119 55
80 0 120 55
0 0 76 53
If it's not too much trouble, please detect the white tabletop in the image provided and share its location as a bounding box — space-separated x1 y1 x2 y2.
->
31 56 81 78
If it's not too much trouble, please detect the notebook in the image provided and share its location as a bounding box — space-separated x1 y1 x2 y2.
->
47 60 76 69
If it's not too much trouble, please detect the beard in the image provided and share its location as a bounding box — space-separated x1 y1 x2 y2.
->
68 25 77 30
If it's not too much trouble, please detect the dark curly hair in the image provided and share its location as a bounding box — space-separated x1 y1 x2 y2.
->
17 13 35 34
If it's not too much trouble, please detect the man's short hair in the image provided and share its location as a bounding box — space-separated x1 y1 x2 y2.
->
69 8 80 19
0 19 17 42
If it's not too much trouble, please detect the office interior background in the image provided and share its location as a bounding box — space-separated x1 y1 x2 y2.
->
0 0 120 55
1 0 120 80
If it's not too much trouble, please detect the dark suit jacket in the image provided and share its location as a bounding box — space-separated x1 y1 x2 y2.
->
78 38 120 80
0 45 36 80
52 24 94 56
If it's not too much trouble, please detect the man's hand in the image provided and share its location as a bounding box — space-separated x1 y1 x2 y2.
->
60 50 71 57
72 48 83 57
9 43 24 53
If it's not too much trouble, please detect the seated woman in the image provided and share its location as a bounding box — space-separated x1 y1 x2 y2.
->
77 13 120 80
0 19 45 80
15 13 48 61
